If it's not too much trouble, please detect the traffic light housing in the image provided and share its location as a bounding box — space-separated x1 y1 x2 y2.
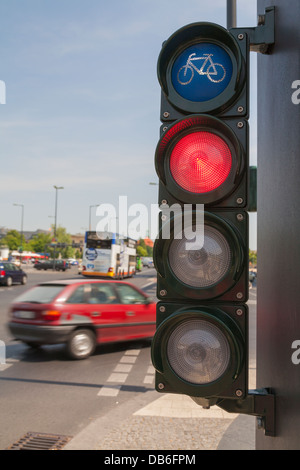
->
151 22 250 406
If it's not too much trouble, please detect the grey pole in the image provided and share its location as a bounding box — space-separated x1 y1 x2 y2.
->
227 0 237 29
257 0 300 449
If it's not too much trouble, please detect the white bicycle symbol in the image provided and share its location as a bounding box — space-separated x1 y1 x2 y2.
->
177 53 226 85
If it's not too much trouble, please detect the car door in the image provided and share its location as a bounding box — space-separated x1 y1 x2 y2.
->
62 283 128 344
114 283 156 340
7 263 20 283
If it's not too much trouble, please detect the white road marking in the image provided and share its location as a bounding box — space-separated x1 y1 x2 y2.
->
97 385 122 397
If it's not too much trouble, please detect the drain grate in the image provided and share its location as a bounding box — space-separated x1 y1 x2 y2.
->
8 432 72 450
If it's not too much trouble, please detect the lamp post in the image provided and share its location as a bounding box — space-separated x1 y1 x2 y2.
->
13 203 24 252
53 186 64 239
89 204 99 232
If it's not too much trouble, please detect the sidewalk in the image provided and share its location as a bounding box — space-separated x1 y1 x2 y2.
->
64 389 256 451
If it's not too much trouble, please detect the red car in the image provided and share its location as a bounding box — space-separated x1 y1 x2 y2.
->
7 279 156 359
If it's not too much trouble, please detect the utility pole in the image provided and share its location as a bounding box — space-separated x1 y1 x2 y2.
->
256 0 300 449
227 0 237 29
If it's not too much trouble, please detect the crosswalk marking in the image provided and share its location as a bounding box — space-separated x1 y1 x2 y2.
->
97 349 154 397
107 372 128 383
113 364 133 373
120 355 137 364
97 385 122 397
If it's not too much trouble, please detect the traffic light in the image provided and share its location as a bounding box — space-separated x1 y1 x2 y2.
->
151 22 249 406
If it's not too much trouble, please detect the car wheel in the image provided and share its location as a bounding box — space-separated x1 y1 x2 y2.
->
21 276 27 285
66 329 96 360
6 277 12 287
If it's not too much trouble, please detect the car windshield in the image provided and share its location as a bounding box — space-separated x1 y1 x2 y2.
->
14 285 66 304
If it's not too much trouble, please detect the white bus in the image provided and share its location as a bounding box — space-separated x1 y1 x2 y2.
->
82 231 137 279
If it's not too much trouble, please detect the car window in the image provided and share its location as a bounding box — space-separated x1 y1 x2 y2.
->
65 285 90 304
66 284 118 304
14 285 66 303
115 284 146 304
88 284 118 304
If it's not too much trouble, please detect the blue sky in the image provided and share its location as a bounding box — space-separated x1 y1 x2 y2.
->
0 0 257 249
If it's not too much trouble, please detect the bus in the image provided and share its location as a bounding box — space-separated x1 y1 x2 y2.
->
82 231 137 279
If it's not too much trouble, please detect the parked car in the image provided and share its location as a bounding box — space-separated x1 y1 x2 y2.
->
33 259 69 271
7 279 156 359
0 262 27 287
142 257 154 268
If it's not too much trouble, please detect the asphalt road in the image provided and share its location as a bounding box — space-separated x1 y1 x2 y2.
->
0 266 157 450
0 267 257 451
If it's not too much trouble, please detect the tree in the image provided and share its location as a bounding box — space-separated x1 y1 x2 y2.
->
249 250 257 265
50 226 74 259
0 230 22 251
30 232 52 253
137 245 147 257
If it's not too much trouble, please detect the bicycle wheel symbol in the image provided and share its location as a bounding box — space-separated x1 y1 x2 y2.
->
177 66 194 85
206 63 226 83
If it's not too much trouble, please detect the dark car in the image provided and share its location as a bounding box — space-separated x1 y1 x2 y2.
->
0 262 27 287
34 259 69 271
7 279 156 359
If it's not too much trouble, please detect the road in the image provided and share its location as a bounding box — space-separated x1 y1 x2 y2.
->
0 267 257 450
0 266 157 450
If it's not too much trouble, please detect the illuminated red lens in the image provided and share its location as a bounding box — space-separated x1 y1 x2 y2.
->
169 131 232 193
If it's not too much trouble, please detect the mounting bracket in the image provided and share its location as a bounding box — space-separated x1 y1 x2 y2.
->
231 6 275 54
217 388 276 437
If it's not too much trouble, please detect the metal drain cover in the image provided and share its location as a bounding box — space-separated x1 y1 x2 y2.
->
8 432 72 450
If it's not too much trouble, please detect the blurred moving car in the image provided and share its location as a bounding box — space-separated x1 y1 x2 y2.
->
7 279 156 359
34 259 69 271
0 261 27 287
67 258 79 265
142 257 154 268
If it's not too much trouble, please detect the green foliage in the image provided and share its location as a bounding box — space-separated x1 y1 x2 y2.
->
137 245 147 257
249 250 257 265
30 232 52 253
138 238 153 257
0 230 23 250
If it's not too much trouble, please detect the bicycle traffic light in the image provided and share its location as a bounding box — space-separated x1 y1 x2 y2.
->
151 22 250 406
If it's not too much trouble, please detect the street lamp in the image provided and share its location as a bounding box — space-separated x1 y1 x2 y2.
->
53 186 64 239
13 203 24 252
89 204 99 232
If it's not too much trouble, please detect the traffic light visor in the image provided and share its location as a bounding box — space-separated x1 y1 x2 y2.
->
156 115 244 206
154 210 245 301
157 22 245 115
151 306 247 397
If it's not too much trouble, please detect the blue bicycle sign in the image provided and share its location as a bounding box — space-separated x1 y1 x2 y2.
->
177 53 226 84
171 43 233 102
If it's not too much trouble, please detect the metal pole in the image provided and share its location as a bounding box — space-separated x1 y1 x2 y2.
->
53 185 64 239
13 203 24 251
257 0 300 449
20 205 24 250
227 0 237 29
53 185 63 269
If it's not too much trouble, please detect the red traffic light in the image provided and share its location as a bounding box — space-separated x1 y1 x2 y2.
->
169 130 232 193
156 114 247 207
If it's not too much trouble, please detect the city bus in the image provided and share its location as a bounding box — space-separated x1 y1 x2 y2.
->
81 231 137 279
